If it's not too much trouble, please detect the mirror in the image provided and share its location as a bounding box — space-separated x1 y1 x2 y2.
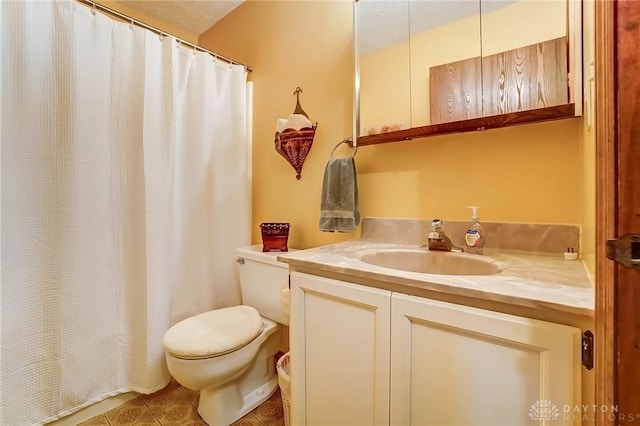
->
409 0 483 127
357 0 412 136
479 0 569 117
355 0 579 144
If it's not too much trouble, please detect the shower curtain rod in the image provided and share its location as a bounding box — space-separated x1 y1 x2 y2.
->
76 0 253 72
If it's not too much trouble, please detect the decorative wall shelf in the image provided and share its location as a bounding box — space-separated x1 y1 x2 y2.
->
354 103 576 147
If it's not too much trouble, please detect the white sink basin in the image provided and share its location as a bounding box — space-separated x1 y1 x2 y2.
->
360 249 502 275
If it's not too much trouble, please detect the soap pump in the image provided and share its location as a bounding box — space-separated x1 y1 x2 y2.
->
464 206 485 255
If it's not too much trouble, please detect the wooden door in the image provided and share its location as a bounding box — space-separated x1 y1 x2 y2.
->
595 0 640 422
390 293 581 426
289 272 391 426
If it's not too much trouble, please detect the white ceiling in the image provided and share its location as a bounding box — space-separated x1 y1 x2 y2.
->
119 0 244 36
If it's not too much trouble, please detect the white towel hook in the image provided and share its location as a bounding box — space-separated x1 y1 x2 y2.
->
331 138 357 159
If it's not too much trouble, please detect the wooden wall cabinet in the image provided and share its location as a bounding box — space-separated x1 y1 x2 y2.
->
355 0 582 146
429 57 482 124
482 37 568 116
430 37 568 124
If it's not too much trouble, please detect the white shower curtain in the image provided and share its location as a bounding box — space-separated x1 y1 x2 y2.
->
0 1 251 424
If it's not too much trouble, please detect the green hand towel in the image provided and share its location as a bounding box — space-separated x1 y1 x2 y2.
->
319 157 360 232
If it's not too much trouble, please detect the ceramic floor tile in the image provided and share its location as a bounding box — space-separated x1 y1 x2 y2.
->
105 399 159 425
251 398 285 426
268 389 282 402
77 414 110 426
153 402 201 426
175 384 200 408
230 413 265 426
77 380 285 426
260 418 285 426
176 420 208 426
140 382 185 409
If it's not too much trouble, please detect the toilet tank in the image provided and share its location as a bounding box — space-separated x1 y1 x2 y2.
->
236 245 295 326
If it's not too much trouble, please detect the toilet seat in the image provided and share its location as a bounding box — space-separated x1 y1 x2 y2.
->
163 305 264 360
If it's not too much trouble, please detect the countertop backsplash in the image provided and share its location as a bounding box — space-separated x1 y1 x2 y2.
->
360 217 580 256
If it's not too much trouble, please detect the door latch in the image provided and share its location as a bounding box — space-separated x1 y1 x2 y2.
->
606 233 640 269
582 330 594 370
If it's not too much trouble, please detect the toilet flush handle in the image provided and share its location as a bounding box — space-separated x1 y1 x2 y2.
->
236 257 245 265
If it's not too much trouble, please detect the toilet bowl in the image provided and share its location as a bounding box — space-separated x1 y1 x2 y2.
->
162 245 293 426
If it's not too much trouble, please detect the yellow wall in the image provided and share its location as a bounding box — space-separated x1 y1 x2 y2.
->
480 0 567 56
200 1 356 249
199 0 587 253
360 13 482 131
91 0 594 281
360 41 412 133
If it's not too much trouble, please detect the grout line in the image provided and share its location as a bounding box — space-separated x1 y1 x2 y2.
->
140 397 164 424
175 382 200 409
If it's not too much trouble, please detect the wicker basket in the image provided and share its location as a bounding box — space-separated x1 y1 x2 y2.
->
260 223 290 252
277 352 291 426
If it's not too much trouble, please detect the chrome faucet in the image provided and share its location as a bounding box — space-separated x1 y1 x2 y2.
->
427 219 463 252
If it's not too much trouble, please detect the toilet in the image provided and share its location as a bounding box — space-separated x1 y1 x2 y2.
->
163 245 292 426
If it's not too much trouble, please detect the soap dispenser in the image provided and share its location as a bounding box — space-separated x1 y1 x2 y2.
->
464 206 485 255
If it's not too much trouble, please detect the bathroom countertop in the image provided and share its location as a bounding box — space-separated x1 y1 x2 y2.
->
277 241 594 317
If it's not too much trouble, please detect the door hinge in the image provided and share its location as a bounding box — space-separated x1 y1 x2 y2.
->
606 233 640 269
582 330 594 370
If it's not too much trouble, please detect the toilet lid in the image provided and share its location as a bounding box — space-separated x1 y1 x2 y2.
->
163 305 264 360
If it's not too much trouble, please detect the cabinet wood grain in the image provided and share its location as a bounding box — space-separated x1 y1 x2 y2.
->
482 37 568 115
429 37 568 123
429 57 482 124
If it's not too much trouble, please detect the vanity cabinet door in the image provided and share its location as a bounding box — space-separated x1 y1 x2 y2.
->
390 293 582 426
289 272 391 426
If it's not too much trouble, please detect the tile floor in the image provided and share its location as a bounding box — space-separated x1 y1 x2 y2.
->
78 380 285 426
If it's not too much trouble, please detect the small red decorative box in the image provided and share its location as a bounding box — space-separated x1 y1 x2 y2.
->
260 223 290 252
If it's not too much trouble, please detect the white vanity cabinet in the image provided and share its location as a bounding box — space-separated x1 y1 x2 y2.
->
390 293 581 426
290 271 582 426
289 271 392 426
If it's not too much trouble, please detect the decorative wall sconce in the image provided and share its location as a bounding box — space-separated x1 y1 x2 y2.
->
274 87 318 180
